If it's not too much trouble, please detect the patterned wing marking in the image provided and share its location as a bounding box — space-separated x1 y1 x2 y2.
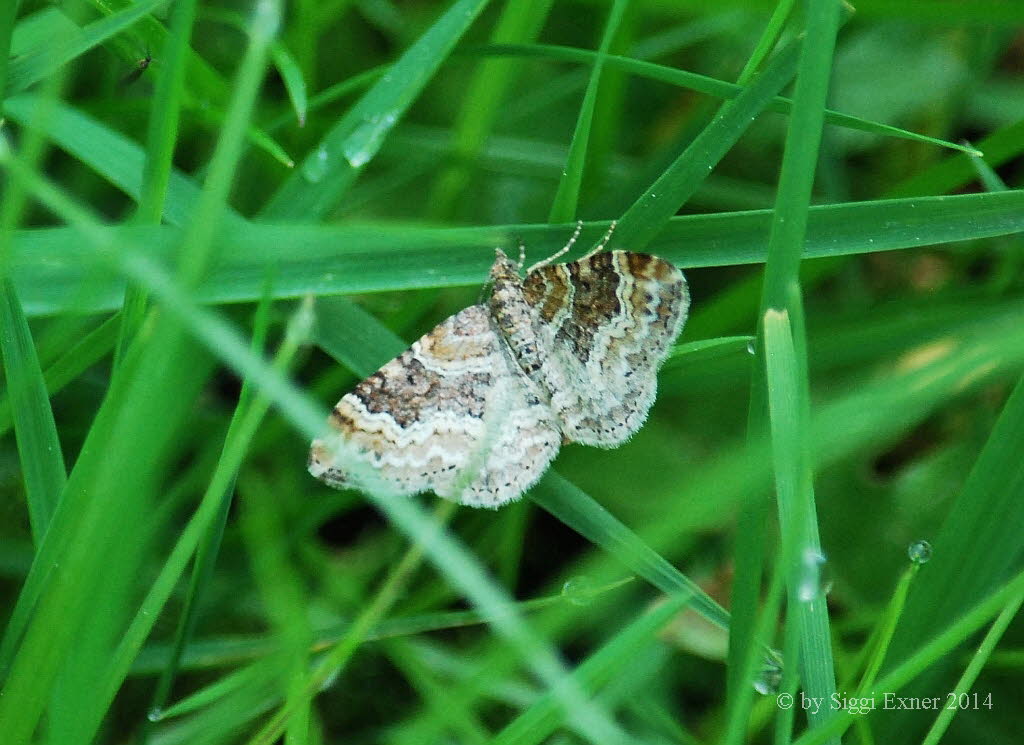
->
521 251 689 447
309 305 561 507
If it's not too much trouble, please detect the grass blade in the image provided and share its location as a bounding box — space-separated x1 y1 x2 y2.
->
242 500 457 745
174 0 281 287
474 43 978 156
614 35 802 250
426 0 555 217
531 473 730 630
115 0 198 368
0 279 65 543
888 117 1024 198
138 286 275 741
0 314 119 439
13 189 1024 315
790 567 1024 745
261 0 494 220
4 0 170 97
492 593 689 745
2 94 245 229
269 42 308 127
919 589 1024 745
547 0 629 223
73 296 311 745
754 1 842 737
885 371 1024 670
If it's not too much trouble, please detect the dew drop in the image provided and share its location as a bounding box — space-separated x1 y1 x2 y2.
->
561 576 596 606
797 548 831 602
746 339 756 355
343 112 398 168
908 539 932 565
753 653 784 695
147 708 163 722
302 146 329 183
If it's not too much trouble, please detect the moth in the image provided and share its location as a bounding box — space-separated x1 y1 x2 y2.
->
309 224 689 507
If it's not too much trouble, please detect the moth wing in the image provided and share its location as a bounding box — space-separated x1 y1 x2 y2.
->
522 251 688 447
309 305 560 507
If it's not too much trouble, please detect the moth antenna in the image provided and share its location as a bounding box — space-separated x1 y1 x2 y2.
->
581 220 617 260
526 219 582 274
477 278 494 304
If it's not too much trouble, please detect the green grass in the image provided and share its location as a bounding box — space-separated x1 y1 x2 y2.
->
2 1 1024 744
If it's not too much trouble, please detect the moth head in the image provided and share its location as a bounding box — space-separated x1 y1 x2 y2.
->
490 248 521 282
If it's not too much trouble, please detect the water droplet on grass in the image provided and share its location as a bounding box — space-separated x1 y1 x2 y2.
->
797 548 831 602
344 112 398 168
302 146 329 183
561 576 596 606
908 540 932 564
754 653 784 694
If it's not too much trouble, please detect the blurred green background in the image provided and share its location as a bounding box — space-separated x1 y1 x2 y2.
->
1 1 1024 744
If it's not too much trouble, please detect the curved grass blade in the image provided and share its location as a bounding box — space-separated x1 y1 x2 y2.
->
264 65 384 132
183 100 295 167
262 0 494 220
472 43 978 157
889 117 1024 198
269 42 308 127
885 369 1024 669
193 6 308 132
